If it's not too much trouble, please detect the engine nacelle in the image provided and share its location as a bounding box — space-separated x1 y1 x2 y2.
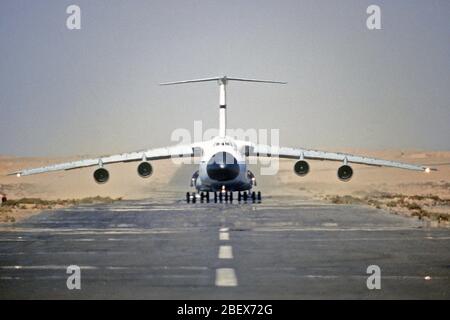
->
337 165 353 182
93 168 109 184
137 161 153 178
294 160 309 176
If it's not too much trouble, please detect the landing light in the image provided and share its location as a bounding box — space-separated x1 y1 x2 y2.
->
425 167 431 173
16 173 21 178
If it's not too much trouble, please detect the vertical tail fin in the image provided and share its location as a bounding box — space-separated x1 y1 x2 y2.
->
160 76 286 137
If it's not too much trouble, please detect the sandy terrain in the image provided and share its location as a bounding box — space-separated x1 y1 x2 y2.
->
0 149 449 226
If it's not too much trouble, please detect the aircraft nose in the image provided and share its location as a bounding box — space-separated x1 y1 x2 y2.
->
206 152 240 181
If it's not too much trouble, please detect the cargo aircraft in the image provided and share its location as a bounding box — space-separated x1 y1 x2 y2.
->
9 76 434 203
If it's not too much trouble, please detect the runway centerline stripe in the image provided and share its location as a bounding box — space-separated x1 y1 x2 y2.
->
219 232 230 241
218 245 233 259
219 228 229 232
215 268 238 287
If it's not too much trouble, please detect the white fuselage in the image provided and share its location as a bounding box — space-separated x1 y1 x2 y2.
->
193 137 253 192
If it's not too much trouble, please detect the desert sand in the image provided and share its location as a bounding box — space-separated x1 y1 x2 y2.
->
0 149 449 225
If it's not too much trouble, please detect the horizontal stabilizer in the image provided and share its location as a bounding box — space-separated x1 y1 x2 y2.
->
160 76 286 86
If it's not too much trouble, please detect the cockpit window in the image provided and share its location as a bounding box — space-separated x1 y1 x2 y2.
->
214 141 236 148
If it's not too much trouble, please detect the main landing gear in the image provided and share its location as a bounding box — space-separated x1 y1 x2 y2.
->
186 191 262 203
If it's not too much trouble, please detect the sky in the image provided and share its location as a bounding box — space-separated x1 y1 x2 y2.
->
0 0 449 156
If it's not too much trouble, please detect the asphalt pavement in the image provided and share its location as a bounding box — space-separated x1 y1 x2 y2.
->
0 195 449 299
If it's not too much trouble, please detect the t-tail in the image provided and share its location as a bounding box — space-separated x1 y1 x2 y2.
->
160 76 286 137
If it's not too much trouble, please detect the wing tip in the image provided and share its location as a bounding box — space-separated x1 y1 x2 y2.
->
7 171 22 177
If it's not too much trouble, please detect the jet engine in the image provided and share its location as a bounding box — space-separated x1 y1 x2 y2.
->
93 168 109 184
337 165 353 181
294 160 309 176
137 162 153 178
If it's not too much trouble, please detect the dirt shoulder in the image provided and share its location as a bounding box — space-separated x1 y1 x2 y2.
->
0 196 121 224
319 192 450 228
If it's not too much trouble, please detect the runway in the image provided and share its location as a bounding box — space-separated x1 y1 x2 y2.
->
0 195 449 299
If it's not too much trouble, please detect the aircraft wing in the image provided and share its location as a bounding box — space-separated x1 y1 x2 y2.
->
8 145 196 177
251 144 433 172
